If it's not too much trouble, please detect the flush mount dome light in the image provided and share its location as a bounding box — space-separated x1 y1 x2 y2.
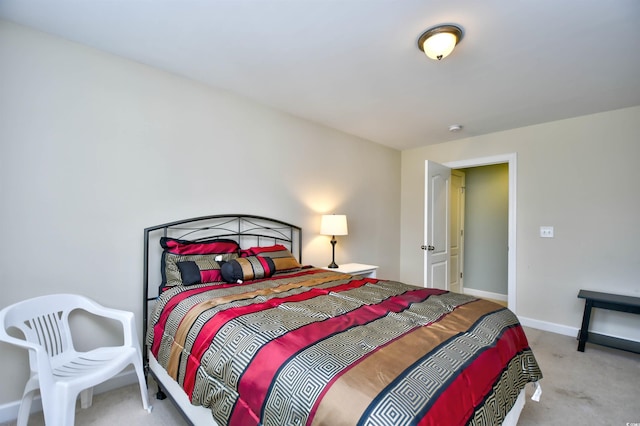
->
417 24 463 60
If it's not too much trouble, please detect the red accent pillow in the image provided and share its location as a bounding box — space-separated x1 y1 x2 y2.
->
240 244 301 272
161 237 239 255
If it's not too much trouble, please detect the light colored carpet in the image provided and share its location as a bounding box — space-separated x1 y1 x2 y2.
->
518 327 639 426
2 327 639 425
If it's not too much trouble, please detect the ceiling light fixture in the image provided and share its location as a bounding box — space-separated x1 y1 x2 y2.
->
417 24 463 61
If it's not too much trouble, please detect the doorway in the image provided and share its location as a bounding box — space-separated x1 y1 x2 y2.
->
455 164 508 303
424 153 517 312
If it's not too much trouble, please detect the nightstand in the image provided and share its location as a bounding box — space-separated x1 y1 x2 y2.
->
322 263 378 278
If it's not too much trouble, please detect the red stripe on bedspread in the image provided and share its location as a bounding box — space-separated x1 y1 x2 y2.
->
150 269 319 356
150 285 236 356
417 325 530 426
181 278 375 398
229 287 447 426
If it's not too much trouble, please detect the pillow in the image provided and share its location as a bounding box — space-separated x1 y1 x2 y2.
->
176 260 225 286
160 237 240 287
221 256 276 283
160 237 240 255
240 244 301 272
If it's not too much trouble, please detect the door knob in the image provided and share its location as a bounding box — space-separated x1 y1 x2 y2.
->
421 245 435 251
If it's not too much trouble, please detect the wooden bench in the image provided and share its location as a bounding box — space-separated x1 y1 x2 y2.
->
577 289 640 353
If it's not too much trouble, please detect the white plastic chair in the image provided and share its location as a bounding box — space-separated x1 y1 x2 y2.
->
0 294 151 426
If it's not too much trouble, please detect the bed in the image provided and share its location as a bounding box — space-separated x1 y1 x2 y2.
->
143 214 542 425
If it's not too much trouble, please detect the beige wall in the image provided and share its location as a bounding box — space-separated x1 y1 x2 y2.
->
401 105 640 340
0 21 400 408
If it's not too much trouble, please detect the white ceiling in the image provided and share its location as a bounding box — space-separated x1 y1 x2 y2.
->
2 0 639 150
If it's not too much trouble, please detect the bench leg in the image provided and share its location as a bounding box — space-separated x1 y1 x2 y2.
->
577 300 593 352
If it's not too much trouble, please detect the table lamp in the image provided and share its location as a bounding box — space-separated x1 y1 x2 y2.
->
320 214 348 268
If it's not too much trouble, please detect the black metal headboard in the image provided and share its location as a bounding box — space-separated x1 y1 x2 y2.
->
142 214 302 370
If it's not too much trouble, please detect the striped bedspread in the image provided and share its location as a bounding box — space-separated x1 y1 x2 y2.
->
147 268 542 426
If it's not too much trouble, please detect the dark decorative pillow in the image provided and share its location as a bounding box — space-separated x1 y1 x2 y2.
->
176 260 226 286
240 244 302 272
160 237 240 287
221 256 276 283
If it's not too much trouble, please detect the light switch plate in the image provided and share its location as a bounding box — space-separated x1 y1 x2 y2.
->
540 226 554 238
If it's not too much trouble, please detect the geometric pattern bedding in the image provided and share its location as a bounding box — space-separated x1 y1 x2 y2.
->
147 267 542 426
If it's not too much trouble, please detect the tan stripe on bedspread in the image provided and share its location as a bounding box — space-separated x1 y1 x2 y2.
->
165 273 352 379
310 298 502 426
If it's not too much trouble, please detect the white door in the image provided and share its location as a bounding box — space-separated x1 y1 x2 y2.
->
449 170 465 293
424 161 451 289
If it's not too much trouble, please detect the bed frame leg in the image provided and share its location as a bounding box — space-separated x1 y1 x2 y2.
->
156 384 167 400
143 364 149 386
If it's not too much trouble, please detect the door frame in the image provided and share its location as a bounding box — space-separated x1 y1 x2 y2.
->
443 153 517 313
450 169 465 294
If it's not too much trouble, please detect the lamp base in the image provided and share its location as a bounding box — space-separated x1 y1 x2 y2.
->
328 237 339 269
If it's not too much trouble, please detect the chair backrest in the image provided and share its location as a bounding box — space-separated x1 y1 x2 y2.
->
0 294 87 366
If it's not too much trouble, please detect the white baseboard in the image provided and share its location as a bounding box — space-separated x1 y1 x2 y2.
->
519 315 640 344
463 288 508 302
518 316 579 337
0 369 138 423
461 288 581 338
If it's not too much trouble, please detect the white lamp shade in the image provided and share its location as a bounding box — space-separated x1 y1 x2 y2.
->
320 215 348 236
422 31 458 60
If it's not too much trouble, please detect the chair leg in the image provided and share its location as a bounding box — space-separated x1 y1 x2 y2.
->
80 387 94 409
42 388 76 426
133 359 152 412
16 376 39 426
16 390 36 426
